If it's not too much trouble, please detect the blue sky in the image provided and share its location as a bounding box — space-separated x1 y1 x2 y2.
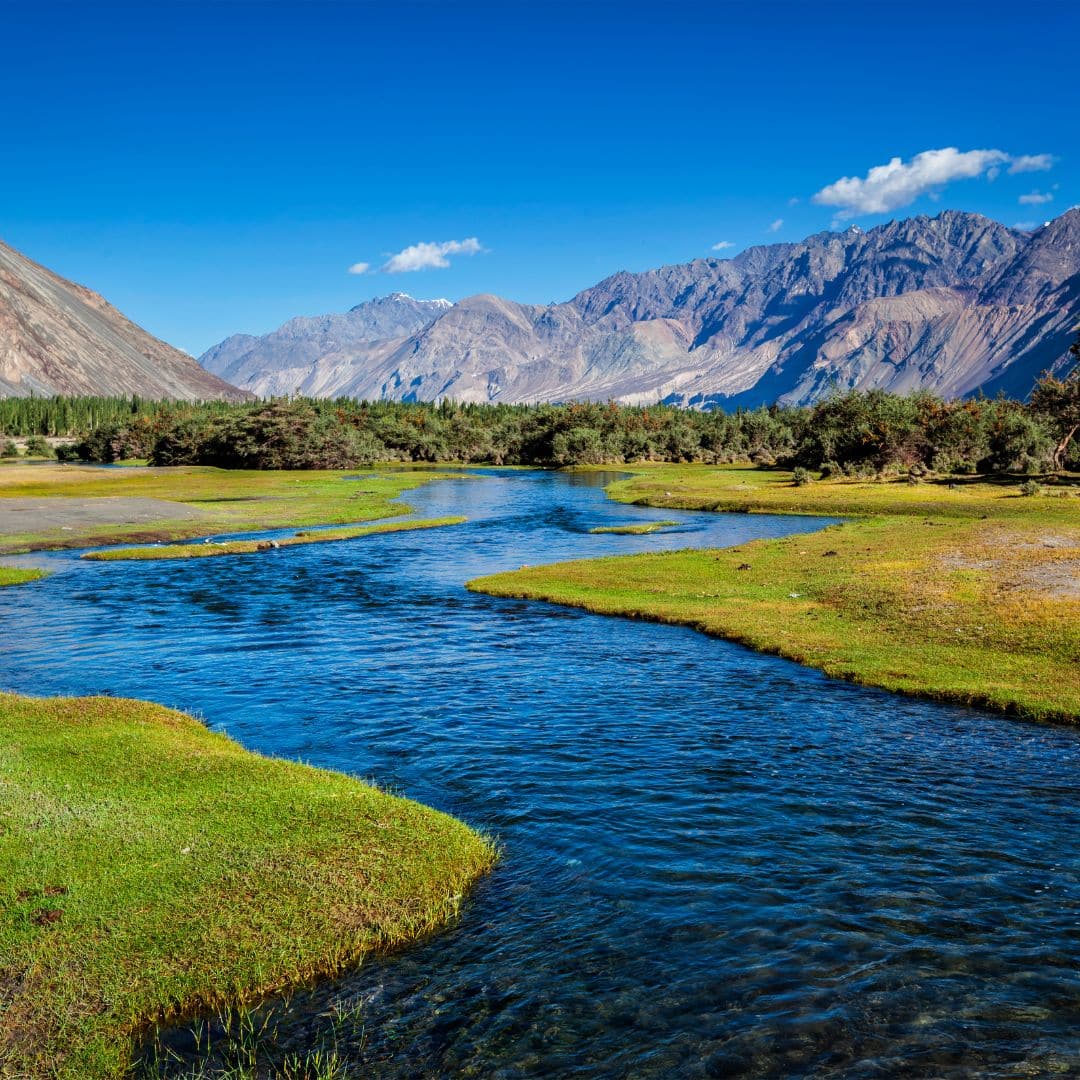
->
1 0 1076 354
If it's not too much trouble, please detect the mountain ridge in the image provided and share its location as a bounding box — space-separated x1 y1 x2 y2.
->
201 208 1080 408
0 239 249 401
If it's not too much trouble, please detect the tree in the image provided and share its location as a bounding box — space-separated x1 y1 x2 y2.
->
1030 329 1080 471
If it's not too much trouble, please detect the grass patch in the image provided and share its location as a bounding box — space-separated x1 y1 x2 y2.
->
0 692 495 1078
0 566 45 587
471 465 1080 724
0 465 468 554
81 517 466 562
588 520 680 535
599 462 1080 520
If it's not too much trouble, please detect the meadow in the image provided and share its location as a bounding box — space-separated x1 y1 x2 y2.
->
0 463 465 554
0 692 494 1078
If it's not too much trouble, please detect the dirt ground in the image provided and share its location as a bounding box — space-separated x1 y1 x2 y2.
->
0 497 207 537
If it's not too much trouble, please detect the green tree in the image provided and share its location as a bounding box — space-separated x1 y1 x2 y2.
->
1030 330 1080 471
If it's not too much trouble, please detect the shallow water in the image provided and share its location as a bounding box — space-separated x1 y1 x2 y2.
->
3 470 1079 1078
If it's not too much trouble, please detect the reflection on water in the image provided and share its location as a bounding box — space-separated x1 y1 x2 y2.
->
3 470 1079 1077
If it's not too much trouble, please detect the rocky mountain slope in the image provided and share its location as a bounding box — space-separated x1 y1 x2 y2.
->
0 239 248 400
201 209 1080 407
199 292 452 397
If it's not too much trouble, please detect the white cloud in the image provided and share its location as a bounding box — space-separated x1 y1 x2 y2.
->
767 219 783 232
811 147 1055 219
1019 190 1054 205
787 197 800 206
381 237 484 273
1013 221 1039 231
1008 154 1055 174
712 240 734 250
347 262 371 275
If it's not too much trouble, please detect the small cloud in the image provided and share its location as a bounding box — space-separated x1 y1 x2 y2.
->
381 237 485 273
787 197 800 206
1019 190 1054 205
811 147 1055 219
1008 154 1055 174
767 218 784 233
347 262 371 275
712 240 734 250
1013 221 1038 231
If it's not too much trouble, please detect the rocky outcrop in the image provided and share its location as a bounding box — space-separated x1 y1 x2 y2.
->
0 238 249 401
200 209 1080 407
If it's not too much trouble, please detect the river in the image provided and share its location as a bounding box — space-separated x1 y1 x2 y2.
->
3 469 1078 1077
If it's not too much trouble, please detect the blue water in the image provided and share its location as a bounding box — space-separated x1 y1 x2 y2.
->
3 470 1079 1078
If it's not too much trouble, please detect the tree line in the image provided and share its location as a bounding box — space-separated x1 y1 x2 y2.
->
2 344 1077 476
0 395 215 437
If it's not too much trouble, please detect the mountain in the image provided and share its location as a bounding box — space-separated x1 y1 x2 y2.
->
200 293 452 397
200 209 1080 408
0 239 248 400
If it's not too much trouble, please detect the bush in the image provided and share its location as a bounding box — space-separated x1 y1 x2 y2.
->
23 435 53 458
54 443 82 462
792 467 812 486
1 439 18 457
1019 479 1042 496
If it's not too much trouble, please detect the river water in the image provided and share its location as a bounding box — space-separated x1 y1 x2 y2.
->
3 469 1078 1077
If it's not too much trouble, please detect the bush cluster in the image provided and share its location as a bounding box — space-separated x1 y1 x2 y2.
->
49 388 1076 474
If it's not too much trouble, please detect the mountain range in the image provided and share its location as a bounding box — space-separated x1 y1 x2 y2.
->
0 238 248 401
201 209 1080 408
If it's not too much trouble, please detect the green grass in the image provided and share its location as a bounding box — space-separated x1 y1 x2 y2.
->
588 520 680 535
470 465 1080 724
0 566 45 587
81 517 467 561
0 692 495 1079
0 464 469 554
599 461 1080 520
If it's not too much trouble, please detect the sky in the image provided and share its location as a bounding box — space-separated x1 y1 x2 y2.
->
1 0 1077 355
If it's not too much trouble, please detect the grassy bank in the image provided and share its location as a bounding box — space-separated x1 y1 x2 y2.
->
0 566 45 587
81 516 466 561
0 692 495 1079
601 462 1080 519
471 466 1080 724
0 464 467 554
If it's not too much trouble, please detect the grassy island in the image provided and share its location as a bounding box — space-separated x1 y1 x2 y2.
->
80 516 466 561
0 692 495 1079
0 566 45 587
471 465 1080 724
588 520 680 535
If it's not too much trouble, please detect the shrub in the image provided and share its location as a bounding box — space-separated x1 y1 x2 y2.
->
792 467 812 486
1 439 18 457
1019 479 1042 496
23 435 53 458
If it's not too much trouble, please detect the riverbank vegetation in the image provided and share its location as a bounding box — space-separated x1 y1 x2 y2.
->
4 366 1077 476
0 691 495 1079
470 465 1080 724
81 516 466 561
